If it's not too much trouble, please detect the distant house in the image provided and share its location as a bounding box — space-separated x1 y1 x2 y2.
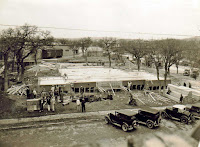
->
87 46 103 57
54 45 80 57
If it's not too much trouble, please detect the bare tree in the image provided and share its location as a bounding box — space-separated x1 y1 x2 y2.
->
0 28 17 91
158 39 181 93
98 38 117 67
31 31 54 65
78 37 92 65
14 24 53 82
126 39 147 71
69 40 80 58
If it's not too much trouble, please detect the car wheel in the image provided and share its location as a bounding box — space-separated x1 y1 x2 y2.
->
180 116 189 124
146 120 154 129
105 117 110 124
122 123 128 132
161 112 168 119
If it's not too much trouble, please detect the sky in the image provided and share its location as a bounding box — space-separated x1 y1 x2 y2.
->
0 0 200 39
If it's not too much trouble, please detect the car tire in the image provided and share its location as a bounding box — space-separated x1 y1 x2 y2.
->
161 112 168 119
146 120 154 129
122 123 128 132
180 116 189 124
105 117 110 124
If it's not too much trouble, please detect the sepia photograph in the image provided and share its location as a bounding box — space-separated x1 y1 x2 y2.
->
0 0 200 146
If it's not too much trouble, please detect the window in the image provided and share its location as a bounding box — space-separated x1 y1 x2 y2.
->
86 87 89 92
90 87 94 92
75 88 79 93
173 108 178 112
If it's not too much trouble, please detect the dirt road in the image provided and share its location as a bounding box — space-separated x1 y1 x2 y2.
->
0 117 199 147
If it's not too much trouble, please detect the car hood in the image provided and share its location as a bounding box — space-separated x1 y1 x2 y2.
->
183 111 191 116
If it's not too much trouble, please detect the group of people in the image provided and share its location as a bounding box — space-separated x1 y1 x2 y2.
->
40 90 56 112
26 86 37 99
26 85 65 112
76 98 86 112
183 82 192 88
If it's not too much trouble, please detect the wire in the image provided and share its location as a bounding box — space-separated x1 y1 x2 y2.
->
0 24 199 37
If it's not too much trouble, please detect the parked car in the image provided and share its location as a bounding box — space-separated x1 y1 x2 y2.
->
161 105 195 124
105 110 138 132
134 107 162 129
183 69 190 76
190 69 199 79
186 103 200 119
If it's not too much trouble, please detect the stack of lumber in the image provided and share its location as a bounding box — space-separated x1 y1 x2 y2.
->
7 84 29 96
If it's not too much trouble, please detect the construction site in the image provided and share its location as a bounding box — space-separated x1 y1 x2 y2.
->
2 58 200 118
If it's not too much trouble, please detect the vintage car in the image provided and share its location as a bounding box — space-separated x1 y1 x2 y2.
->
183 69 190 76
105 110 138 132
134 107 162 129
161 105 195 124
187 103 200 119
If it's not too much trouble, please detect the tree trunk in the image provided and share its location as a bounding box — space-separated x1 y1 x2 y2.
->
163 64 168 95
34 51 37 65
11 52 16 72
155 65 161 94
167 67 170 75
137 58 140 71
156 66 160 80
108 53 111 67
176 64 179 74
20 62 25 83
82 48 84 57
3 53 9 91
16 62 20 81
85 51 88 65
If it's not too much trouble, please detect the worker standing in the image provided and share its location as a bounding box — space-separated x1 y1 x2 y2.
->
60 90 64 103
51 95 55 112
81 98 86 112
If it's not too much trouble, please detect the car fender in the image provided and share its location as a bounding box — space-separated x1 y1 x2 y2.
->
105 114 112 122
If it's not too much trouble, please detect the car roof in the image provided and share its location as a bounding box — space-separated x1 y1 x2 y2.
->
173 105 186 110
116 110 138 116
139 107 160 114
192 103 200 108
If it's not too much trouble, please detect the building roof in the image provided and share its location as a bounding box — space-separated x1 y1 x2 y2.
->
38 63 170 86
173 105 186 110
116 110 138 116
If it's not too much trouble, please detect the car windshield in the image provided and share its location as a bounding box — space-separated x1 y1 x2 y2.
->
192 106 200 112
